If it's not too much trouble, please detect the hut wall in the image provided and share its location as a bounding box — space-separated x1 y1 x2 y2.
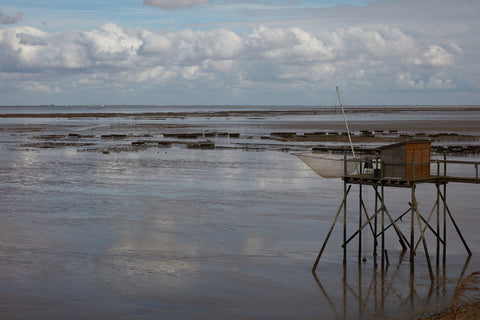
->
382 144 406 178
380 141 431 180
405 141 431 180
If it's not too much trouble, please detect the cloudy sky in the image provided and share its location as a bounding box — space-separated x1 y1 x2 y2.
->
0 0 478 106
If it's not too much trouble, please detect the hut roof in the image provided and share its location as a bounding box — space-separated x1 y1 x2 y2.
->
377 140 431 151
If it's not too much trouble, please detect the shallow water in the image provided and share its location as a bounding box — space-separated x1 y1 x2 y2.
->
1 108 480 319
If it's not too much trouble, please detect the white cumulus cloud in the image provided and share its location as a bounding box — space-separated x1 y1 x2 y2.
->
0 22 467 104
414 45 456 68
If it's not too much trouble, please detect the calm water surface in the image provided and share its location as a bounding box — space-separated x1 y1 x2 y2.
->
1 108 480 319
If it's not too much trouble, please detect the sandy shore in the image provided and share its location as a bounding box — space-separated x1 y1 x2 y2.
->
420 271 480 319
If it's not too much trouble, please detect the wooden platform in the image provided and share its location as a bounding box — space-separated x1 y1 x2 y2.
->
313 157 479 280
343 174 479 187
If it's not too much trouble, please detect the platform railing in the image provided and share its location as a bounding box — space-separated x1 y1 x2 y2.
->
432 158 480 183
342 156 480 183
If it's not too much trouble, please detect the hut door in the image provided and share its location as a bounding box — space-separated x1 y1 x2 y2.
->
420 148 430 178
406 149 428 180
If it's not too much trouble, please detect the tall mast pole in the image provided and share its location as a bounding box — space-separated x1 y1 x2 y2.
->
337 86 356 157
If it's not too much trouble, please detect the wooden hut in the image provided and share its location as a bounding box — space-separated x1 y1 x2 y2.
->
378 141 431 180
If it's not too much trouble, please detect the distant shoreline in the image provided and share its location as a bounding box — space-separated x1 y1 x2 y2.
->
1 105 480 109
1 105 480 119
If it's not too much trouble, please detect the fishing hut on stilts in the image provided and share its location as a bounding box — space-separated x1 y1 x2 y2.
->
297 88 479 280
310 140 480 281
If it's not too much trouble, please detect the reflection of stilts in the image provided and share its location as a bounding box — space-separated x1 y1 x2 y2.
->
311 150 478 281
312 256 472 319
312 272 339 317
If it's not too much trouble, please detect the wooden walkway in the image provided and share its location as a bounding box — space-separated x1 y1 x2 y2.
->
343 174 479 187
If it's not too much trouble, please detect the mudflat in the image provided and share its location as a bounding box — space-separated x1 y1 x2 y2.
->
2 106 480 154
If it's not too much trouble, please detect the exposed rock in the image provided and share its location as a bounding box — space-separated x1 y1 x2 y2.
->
187 141 215 149
101 134 127 139
163 133 203 139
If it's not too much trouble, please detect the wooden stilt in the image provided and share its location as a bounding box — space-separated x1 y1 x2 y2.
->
372 187 409 248
443 154 447 267
436 182 440 269
359 183 363 262
437 188 472 256
312 186 352 272
412 191 434 281
410 183 415 274
381 183 385 269
343 207 382 248
344 180 347 265
376 207 411 240
413 201 443 252
360 199 377 243
374 183 378 268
